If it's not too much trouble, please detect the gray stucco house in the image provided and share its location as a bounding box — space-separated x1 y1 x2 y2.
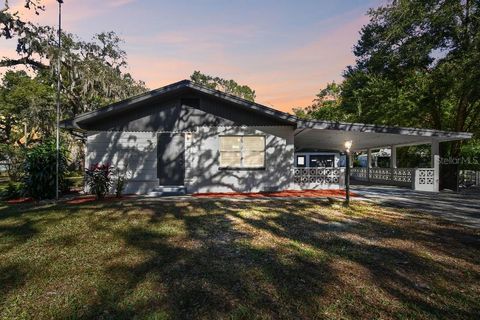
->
62 80 472 195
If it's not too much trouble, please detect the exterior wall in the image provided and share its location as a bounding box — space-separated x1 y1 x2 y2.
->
185 126 296 193
85 131 159 194
84 128 348 194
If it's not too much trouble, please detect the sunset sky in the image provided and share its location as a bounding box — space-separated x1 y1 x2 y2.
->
1 0 382 112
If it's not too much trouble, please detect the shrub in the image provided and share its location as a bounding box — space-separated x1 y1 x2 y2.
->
0 145 26 182
85 163 112 199
113 167 128 198
1 182 24 200
23 140 69 200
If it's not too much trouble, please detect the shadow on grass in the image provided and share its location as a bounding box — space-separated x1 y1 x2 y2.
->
1 199 479 319
78 202 336 319
0 262 29 305
78 200 480 318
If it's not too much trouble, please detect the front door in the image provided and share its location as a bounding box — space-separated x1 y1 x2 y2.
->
157 133 185 185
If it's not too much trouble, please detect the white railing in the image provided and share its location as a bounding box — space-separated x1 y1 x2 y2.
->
414 168 436 191
293 167 345 188
351 167 414 186
351 167 438 191
351 167 368 181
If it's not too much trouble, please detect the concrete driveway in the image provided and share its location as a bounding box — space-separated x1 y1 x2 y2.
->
352 184 480 228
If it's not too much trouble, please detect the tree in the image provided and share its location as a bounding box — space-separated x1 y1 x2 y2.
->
0 70 54 143
53 30 147 117
1 0 48 68
0 0 147 179
1 26 148 117
1 2 147 118
343 0 480 155
293 82 349 121
190 71 256 101
294 0 480 158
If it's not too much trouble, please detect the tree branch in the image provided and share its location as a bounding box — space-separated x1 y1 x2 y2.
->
0 57 48 69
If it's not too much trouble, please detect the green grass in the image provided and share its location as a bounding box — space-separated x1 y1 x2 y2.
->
0 198 479 319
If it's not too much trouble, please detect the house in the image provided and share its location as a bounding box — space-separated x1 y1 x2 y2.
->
357 149 391 168
62 80 472 195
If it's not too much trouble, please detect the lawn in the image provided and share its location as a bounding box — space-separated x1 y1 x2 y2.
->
0 198 479 319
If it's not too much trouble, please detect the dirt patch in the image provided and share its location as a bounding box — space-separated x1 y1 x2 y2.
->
65 195 136 205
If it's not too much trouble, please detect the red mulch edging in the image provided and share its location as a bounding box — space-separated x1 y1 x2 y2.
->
6 197 34 204
193 189 358 199
4 190 358 204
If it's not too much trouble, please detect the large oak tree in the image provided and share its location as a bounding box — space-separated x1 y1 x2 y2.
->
296 0 480 158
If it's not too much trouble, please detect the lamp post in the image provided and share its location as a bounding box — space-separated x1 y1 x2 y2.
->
55 0 63 200
344 140 352 206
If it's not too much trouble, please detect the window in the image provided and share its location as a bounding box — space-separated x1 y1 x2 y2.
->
296 155 306 167
309 155 335 167
219 135 265 169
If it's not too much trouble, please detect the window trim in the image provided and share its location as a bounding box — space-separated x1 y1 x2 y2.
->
218 135 266 170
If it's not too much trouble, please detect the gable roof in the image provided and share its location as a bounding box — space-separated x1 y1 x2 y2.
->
61 79 472 141
61 79 298 130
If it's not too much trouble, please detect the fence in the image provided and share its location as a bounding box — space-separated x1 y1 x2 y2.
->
350 167 414 187
293 167 345 189
351 167 438 191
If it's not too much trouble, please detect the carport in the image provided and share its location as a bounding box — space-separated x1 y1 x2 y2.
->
293 119 473 192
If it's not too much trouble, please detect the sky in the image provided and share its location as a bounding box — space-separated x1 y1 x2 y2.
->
1 0 382 112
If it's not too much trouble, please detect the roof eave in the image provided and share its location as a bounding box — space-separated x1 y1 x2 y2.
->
63 79 298 128
296 119 473 140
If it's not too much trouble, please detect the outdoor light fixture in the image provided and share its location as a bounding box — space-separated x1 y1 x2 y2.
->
344 140 353 206
344 140 353 152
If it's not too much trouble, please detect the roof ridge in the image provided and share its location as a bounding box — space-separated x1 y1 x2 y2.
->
61 79 297 128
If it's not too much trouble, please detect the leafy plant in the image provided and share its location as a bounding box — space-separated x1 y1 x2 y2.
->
0 144 26 182
1 182 24 200
23 140 69 200
113 167 128 198
85 163 112 199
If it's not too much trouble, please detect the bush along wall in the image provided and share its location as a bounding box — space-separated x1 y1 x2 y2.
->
85 163 112 199
23 140 70 200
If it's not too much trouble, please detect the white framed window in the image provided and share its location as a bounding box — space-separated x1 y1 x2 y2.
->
219 135 265 169
296 155 306 167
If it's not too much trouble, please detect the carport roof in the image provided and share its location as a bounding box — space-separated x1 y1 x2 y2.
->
62 79 472 149
294 119 473 151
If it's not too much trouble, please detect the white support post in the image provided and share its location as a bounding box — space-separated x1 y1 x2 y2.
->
431 140 440 167
367 148 372 182
390 145 397 169
390 145 397 181
431 141 440 192
433 155 440 192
